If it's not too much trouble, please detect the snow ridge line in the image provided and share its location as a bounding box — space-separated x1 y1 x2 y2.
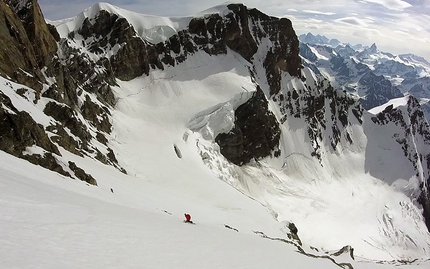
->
253 230 354 269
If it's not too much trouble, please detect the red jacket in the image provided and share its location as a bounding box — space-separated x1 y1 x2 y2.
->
185 214 191 222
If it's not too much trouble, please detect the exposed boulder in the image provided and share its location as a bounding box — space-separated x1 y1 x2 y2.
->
286 222 302 246
44 101 92 146
68 161 98 185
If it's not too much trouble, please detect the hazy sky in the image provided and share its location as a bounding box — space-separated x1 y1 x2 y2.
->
38 0 430 61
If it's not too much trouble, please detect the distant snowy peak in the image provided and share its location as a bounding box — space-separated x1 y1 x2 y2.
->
369 43 377 52
300 32 430 73
299 32 369 53
400 53 430 66
299 32 430 114
197 3 234 16
299 32 340 47
53 2 191 44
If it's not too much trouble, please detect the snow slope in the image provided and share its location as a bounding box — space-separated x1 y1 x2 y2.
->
0 151 330 269
3 147 430 268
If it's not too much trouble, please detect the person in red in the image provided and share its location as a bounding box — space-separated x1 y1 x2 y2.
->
184 213 192 223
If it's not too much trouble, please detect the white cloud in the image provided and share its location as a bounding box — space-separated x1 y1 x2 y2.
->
334 16 372 27
359 0 412 10
302 10 336 15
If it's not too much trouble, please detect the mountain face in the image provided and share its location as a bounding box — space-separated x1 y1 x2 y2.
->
370 97 430 230
1 0 430 261
0 1 301 181
299 33 430 114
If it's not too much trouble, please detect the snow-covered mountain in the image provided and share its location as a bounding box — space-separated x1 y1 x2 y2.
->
1 1 430 267
299 33 430 115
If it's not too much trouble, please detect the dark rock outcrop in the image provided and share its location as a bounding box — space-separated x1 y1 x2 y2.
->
44 101 92 147
68 161 97 185
186 3 301 80
0 92 59 156
215 87 281 165
0 91 69 175
419 188 430 234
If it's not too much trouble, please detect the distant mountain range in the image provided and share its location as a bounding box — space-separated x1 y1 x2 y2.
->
299 33 430 118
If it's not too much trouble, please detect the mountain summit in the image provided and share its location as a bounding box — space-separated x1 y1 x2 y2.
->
1 1 430 265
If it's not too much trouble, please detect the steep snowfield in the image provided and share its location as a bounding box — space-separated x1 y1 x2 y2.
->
0 151 330 269
2 2 430 268
3 147 430 268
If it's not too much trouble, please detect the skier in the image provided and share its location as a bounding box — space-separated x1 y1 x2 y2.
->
184 213 193 223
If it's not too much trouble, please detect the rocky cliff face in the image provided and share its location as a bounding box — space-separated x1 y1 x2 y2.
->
0 0 122 184
0 90 67 175
371 96 430 231
0 0 47 91
5 0 57 67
